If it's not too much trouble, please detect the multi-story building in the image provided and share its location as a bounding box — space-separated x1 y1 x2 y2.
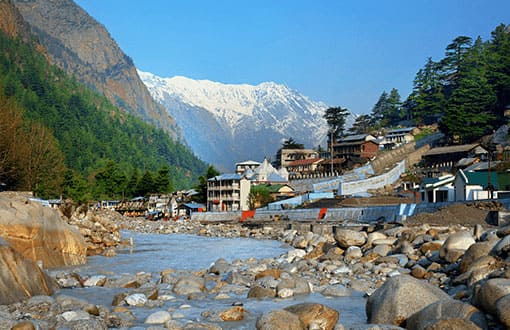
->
207 174 251 212
273 148 319 169
235 160 261 174
331 134 378 160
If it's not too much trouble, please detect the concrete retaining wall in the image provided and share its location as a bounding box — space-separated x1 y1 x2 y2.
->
192 198 510 226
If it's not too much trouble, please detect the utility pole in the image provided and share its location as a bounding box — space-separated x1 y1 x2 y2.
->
330 129 334 177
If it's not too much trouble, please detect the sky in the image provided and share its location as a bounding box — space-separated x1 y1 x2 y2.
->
74 0 510 115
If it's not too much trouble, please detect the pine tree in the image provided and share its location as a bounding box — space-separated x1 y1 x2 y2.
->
324 106 350 142
441 37 496 143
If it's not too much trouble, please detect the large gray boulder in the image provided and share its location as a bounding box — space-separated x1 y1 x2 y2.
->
406 300 487 330
495 294 510 328
439 231 475 263
366 275 450 326
472 278 510 315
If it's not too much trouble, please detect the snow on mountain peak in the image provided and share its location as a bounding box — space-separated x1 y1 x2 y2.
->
138 69 346 169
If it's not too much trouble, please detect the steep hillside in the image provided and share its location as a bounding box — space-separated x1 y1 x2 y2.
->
10 0 182 140
139 71 354 170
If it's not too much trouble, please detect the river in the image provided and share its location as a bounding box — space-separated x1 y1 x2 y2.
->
52 231 367 328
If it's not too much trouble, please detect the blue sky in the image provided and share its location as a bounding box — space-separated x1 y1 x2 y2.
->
75 0 509 115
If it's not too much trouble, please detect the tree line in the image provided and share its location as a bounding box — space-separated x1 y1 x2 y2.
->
0 30 207 201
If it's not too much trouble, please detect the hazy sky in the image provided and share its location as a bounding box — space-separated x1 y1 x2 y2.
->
75 0 509 114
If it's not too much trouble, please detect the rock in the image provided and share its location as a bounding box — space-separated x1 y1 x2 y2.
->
255 268 282 280
367 232 388 247
495 294 510 328
414 318 484 330
124 293 147 306
321 285 352 297
284 303 339 330
406 300 487 330
334 229 367 249
460 241 497 273
420 241 443 254
410 265 428 279
0 243 53 304
305 241 326 260
345 326 405 330
247 286 276 299
61 310 91 322
0 196 87 267
490 235 510 258
220 306 244 321
256 309 304 330
366 275 450 326
208 258 230 275
172 275 206 295
439 231 475 262
345 246 363 260
145 311 172 324
11 321 36 330
83 275 107 287
287 249 307 263
372 244 392 257
277 288 294 298
472 278 510 315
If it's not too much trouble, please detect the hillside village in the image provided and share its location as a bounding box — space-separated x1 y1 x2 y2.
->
65 119 510 220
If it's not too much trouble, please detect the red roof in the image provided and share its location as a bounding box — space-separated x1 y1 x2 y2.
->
287 158 323 167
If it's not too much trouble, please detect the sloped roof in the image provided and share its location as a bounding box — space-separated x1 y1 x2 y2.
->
423 144 481 157
421 174 455 188
236 160 261 166
209 173 242 181
464 161 500 172
287 158 323 167
340 134 376 142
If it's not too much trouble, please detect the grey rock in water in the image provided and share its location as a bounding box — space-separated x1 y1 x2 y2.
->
366 275 450 326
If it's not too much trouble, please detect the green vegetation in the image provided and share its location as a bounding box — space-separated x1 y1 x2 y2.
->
0 30 207 201
248 185 273 210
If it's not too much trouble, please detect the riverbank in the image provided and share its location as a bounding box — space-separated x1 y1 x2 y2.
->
1 200 509 329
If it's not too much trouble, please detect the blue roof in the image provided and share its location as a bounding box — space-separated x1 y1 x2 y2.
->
183 203 205 209
209 173 242 181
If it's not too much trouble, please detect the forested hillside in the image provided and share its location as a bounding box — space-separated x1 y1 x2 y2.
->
0 30 206 200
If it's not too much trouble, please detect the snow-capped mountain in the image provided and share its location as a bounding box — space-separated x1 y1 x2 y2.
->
139 70 352 170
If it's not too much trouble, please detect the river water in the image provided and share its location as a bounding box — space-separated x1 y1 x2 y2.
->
53 231 367 328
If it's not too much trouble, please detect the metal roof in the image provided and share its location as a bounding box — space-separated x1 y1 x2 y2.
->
423 144 481 156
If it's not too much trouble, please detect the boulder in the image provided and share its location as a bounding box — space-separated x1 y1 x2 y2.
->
439 231 475 263
0 196 87 267
490 235 510 258
172 275 206 296
472 278 510 315
460 241 498 273
0 243 53 304
284 303 339 330
255 268 282 280
256 309 304 330
334 229 367 249
145 311 172 324
406 300 487 330
208 258 230 275
366 275 450 326
495 293 510 328
247 285 276 299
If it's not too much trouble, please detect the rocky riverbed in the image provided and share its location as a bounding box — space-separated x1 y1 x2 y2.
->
0 198 510 329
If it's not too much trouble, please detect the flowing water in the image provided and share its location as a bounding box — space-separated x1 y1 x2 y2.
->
52 231 367 328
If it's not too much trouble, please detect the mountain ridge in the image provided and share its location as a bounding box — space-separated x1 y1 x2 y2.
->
139 70 353 170
9 0 182 140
